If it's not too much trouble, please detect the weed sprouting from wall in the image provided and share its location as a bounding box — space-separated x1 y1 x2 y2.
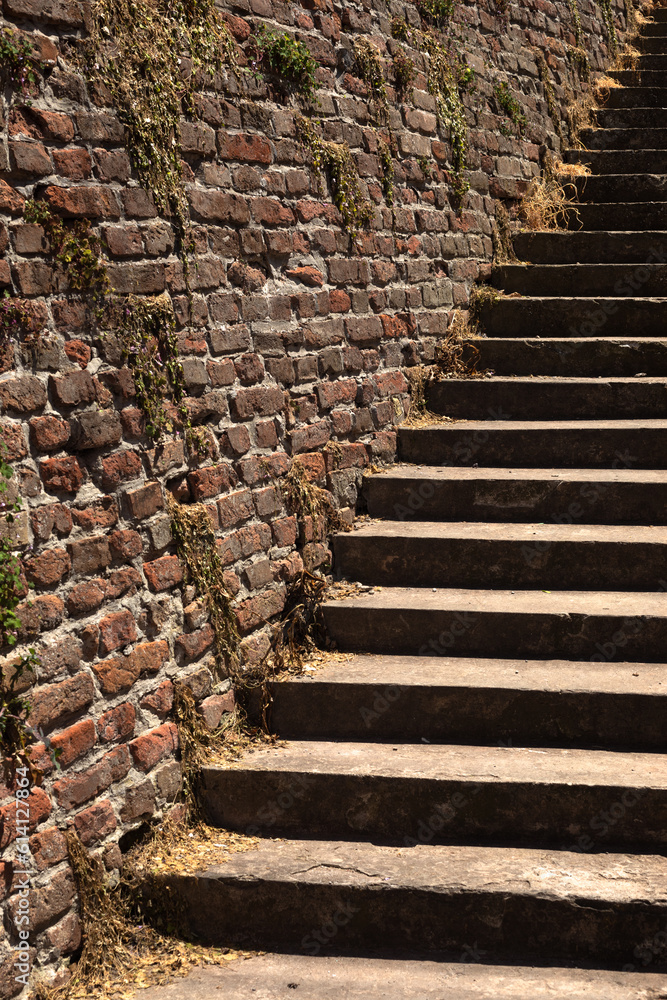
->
536 52 565 143
421 32 473 200
417 0 456 28
377 135 395 205
167 495 240 674
354 38 388 120
81 0 237 256
250 28 320 103
492 202 518 263
0 26 43 94
295 115 374 240
493 80 528 136
600 0 619 54
280 457 349 542
392 48 415 97
112 293 206 454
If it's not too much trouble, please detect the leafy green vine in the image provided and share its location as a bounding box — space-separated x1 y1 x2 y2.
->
295 116 374 241
249 28 319 103
112 294 205 454
167 495 240 674
378 135 395 206
354 38 388 120
600 0 618 54
0 27 42 95
536 52 565 142
422 32 473 200
494 80 527 137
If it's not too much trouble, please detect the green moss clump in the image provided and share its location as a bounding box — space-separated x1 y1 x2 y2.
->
251 28 320 103
494 80 528 137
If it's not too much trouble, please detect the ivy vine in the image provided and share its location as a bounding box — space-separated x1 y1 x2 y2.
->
0 27 42 95
250 28 319 103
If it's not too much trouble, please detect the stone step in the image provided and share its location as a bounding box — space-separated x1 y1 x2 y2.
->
201 741 667 848
642 20 667 36
611 68 667 86
568 172 667 202
635 53 667 70
476 296 667 338
363 464 667 524
513 229 667 263
465 337 667 377
153 953 667 1000
572 201 667 230
152 838 667 964
492 263 667 296
426 376 667 421
322 587 667 660
566 148 667 172
578 127 667 150
260 653 667 749
603 84 667 105
640 34 667 51
333 521 667 590
397 421 667 469
594 107 667 129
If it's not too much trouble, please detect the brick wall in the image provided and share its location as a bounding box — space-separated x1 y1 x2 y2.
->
0 0 632 989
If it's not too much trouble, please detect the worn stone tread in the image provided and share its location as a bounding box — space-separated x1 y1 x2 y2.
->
344 519 667 543
366 464 667 484
465 337 667 377
136 953 667 1000
277 652 667 696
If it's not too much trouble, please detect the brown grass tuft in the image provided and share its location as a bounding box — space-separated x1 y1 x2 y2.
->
518 176 580 231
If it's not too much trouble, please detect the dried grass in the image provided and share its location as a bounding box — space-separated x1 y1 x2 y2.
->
553 159 591 176
518 176 580 231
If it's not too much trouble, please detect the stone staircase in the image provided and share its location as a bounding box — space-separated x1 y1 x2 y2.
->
151 14 667 999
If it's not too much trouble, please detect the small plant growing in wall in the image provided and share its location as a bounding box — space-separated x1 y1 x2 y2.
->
0 27 42 95
250 28 320 103
493 80 528 137
393 48 416 98
417 0 456 28
353 38 388 119
391 16 410 40
377 135 395 205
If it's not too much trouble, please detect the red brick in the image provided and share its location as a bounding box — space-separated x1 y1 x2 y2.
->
40 455 84 493
93 147 131 182
52 147 92 180
132 639 169 674
251 197 295 226
9 140 51 176
256 419 278 448
17 108 74 141
0 788 51 849
16 594 65 637
296 452 327 484
218 133 272 163
286 265 325 287
0 179 25 215
44 184 120 219
93 655 140 696
316 378 357 409
239 452 290 485
140 679 174 716
206 358 236 387
101 450 142 491
29 826 68 872
199 692 235 730
53 746 131 809
0 422 27 460
0 375 46 412
143 554 183 592
188 463 235 501
98 609 137 654
129 722 179 772
71 799 117 846
24 547 70 586
234 352 265 384
125 481 163 519
66 578 106 615
52 718 96 767
71 409 122 450
30 673 94 732
189 189 249 224
231 386 285 420
106 566 142 599
374 370 409 396
13 259 54 296
272 516 298 547
37 635 81 679
71 497 118 532
289 419 331 454
45 910 82 955
68 536 111 574
29 415 70 451
109 528 143 560
223 424 251 456
174 624 214 662
120 778 156 821
98 702 136 743
50 370 95 407
236 585 287 632
216 488 254 528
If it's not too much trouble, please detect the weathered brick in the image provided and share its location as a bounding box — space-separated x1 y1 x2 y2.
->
98 702 136 743
187 463 235 501
272 516 298 547
125 481 163 519
140 679 174 717
98 609 137 654
231 386 285 420
9 140 52 176
71 410 123 450
0 787 51 849
174 624 214 662
216 488 254 528
44 184 121 219
52 147 92 180
30 415 70 451
30 672 94 732
8 867 75 935
101 450 143 490
51 718 97 767
218 133 272 163
24 547 71 586
143 554 183 592
37 635 81 680
40 455 84 493
236 585 287 632
129 722 179 772
72 799 117 845
52 746 131 809
50 370 95 407
66 578 107 615
0 375 46 412
120 778 156 822
29 826 68 872
71 497 118 532
68 536 111 574
189 189 249 224
109 528 143 561
289 419 331 454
